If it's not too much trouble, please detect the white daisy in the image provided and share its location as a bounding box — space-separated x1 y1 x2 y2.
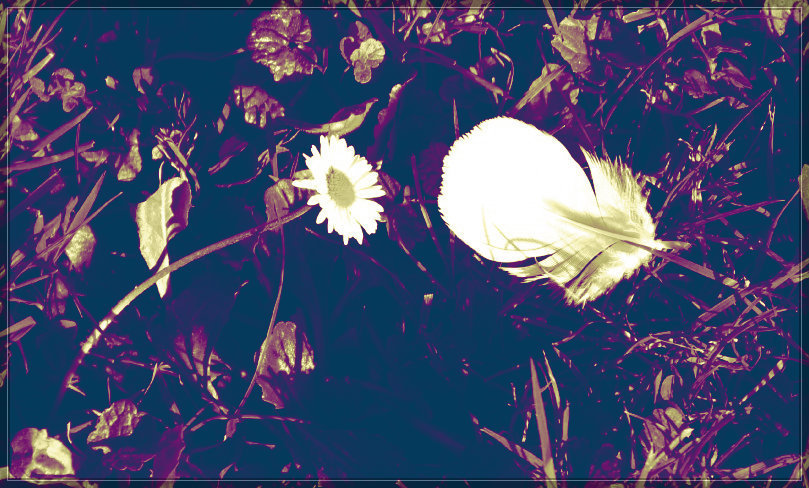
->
292 135 386 245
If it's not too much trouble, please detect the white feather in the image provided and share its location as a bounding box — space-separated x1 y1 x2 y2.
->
437 117 666 305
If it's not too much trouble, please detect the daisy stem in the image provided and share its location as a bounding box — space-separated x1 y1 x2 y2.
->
53 205 313 414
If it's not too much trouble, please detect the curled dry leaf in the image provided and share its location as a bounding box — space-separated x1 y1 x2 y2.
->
87 399 146 451
135 177 192 298
48 67 86 112
233 85 285 128
247 9 318 82
10 428 75 479
10 115 38 142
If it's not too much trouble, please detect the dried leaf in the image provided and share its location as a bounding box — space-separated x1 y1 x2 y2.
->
105 75 119 90
64 224 96 271
247 9 318 82
115 128 142 182
233 86 285 128
87 399 146 446
10 428 75 479
681 69 718 98
763 0 808 37
135 177 192 298
30 77 50 101
419 19 453 45
256 321 315 409
551 15 598 74
81 149 110 167
48 68 86 112
10 115 38 142
132 66 154 94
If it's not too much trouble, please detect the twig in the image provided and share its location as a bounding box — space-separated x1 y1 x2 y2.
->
53 206 312 412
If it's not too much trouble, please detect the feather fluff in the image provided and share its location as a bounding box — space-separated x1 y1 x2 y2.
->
437 117 666 305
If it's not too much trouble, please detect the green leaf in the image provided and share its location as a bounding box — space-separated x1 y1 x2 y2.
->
152 426 185 481
10 428 75 479
64 224 96 271
87 399 146 447
135 177 192 298
232 85 285 128
763 0 808 37
115 128 142 182
255 321 315 409
264 178 307 232
132 66 154 94
660 374 675 401
293 98 378 137
246 9 318 82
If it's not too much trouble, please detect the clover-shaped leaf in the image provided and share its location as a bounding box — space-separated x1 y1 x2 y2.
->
233 85 285 128
340 21 385 84
247 9 318 82
48 67 86 112
350 39 385 84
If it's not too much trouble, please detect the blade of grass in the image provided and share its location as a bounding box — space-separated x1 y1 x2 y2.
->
506 64 565 117
28 105 93 155
65 171 105 235
479 425 544 472
8 170 62 221
530 358 558 487
4 142 94 174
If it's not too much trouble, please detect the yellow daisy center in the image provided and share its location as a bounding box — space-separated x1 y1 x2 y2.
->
326 166 356 208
